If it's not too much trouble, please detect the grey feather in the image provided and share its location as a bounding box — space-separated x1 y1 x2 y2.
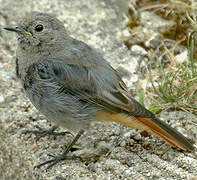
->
4 12 194 151
12 12 155 131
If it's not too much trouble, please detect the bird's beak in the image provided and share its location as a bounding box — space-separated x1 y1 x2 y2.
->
4 25 32 35
4 25 23 32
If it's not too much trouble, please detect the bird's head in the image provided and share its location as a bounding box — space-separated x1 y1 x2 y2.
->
4 12 67 50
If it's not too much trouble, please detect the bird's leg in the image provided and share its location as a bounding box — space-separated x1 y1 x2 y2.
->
22 125 72 142
34 129 84 169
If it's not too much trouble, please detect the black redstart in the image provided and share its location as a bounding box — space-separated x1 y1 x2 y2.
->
4 12 195 169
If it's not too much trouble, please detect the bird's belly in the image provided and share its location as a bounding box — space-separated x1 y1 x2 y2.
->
25 88 95 132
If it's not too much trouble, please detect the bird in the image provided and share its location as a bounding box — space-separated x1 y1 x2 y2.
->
4 11 195 169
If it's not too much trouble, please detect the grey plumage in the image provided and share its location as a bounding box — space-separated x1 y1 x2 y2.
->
11 12 144 132
24 58 109 131
10 12 132 132
4 11 194 154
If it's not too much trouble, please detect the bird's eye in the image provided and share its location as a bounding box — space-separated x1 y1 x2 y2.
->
35 24 44 32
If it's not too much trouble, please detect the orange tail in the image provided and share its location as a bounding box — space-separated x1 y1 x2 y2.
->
135 116 194 151
96 110 195 151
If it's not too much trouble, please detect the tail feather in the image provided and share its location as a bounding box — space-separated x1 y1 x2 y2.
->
135 116 194 151
96 110 195 151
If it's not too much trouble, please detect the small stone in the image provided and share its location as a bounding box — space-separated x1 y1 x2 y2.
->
0 95 5 103
120 140 126 147
134 133 141 140
157 150 164 155
123 132 131 138
175 50 188 63
81 170 87 174
122 29 131 38
131 45 148 56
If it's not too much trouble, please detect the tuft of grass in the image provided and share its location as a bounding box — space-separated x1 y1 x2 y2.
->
136 89 145 107
148 31 197 114
125 0 197 115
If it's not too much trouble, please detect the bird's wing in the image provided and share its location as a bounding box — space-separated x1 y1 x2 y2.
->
36 58 151 116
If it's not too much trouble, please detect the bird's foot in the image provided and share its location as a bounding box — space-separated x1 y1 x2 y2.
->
34 153 80 170
34 129 84 169
22 125 72 142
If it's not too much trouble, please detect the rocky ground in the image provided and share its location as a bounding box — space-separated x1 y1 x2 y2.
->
0 0 196 179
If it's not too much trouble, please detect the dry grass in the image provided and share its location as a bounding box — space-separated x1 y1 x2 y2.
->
146 31 197 114
126 0 197 115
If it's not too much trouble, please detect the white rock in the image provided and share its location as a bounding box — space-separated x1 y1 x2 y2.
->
175 50 188 63
0 95 5 103
122 28 131 38
131 45 148 55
